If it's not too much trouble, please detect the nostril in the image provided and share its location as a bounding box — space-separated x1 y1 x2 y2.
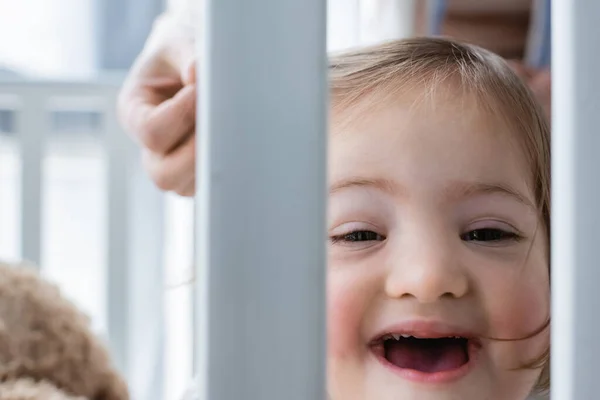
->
441 291 462 299
383 264 470 302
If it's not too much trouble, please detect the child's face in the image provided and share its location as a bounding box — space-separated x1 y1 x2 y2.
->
327 92 549 400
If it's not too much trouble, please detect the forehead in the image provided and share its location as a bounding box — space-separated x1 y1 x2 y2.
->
329 90 534 200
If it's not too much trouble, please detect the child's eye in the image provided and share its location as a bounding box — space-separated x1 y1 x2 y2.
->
330 230 385 244
461 228 520 243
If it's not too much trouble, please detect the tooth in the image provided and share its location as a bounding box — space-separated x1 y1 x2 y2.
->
401 334 411 338
392 334 401 340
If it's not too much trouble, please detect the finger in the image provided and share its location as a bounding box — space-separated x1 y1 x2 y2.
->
128 84 197 154
117 51 184 130
175 175 196 197
182 59 197 86
142 133 196 192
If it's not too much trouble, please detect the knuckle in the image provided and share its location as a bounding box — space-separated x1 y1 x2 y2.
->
138 123 165 153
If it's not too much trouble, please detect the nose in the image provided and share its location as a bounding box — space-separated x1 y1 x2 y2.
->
384 236 470 303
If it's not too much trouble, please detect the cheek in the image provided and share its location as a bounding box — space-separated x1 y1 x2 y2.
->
486 246 550 337
327 267 379 360
484 263 549 338
327 273 366 359
478 250 550 368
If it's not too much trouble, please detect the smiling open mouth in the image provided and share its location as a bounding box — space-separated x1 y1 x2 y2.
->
382 334 469 373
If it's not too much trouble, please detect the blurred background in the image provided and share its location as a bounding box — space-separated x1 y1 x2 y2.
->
0 1 412 399
0 0 193 399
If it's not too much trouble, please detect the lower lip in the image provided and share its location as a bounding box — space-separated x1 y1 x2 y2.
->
370 341 480 384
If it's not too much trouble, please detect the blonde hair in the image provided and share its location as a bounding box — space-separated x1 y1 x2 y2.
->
329 37 551 394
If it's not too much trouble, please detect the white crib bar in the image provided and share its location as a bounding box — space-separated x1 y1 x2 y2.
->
551 1 600 399
194 0 327 398
327 0 360 51
17 89 44 267
358 0 416 45
103 86 131 377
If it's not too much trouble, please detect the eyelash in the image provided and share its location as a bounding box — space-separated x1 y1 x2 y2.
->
460 228 522 243
330 230 385 244
330 228 522 245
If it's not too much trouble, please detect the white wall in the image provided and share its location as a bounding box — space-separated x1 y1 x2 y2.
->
0 0 97 78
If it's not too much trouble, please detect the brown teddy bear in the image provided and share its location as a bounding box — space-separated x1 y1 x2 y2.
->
0 261 129 400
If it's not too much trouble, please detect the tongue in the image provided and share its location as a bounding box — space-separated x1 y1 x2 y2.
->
385 338 468 373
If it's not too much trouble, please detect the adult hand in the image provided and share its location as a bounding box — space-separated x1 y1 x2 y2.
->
118 29 198 196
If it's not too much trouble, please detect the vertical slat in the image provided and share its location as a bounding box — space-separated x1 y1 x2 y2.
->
551 1 600 399
126 156 166 400
163 194 195 400
0 94 22 262
327 0 360 51
195 0 327 399
18 89 45 266
395 0 417 38
104 85 166 400
358 0 416 45
525 0 551 69
104 88 130 376
426 0 447 36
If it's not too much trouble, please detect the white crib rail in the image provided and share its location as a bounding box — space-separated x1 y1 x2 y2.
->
0 79 165 400
0 80 125 264
551 0 600 399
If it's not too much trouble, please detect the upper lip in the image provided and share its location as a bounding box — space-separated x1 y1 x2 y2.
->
369 319 479 344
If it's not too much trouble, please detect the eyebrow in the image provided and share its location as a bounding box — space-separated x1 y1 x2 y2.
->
329 177 534 208
329 177 402 196
443 181 535 208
